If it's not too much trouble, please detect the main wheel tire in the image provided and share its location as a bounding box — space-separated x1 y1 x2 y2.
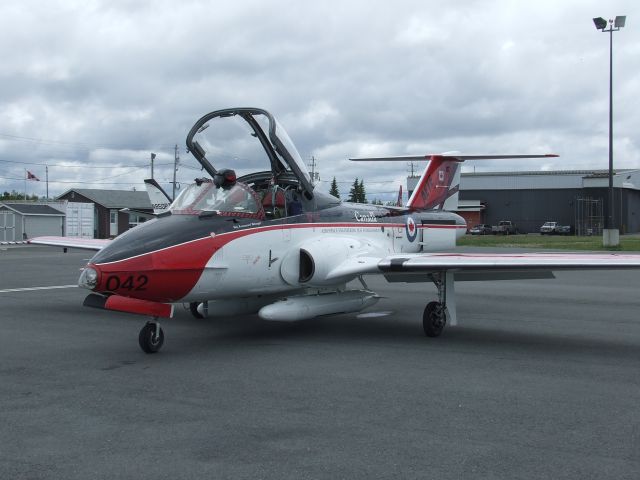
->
139 322 164 353
189 302 204 319
423 301 446 337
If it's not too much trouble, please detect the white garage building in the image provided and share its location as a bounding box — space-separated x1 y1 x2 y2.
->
0 202 65 242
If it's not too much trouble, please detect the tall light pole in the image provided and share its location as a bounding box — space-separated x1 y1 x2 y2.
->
150 152 156 180
593 15 626 247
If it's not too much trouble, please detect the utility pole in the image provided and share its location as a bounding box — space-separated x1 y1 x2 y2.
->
46 165 49 199
406 162 420 199
308 156 320 184
172 145 180 200
407 161 418 177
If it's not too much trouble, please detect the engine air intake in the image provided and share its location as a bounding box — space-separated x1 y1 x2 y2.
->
299 249 315 283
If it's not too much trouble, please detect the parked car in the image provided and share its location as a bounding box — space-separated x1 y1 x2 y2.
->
469 224 492 235
540 221 571 235
492 220 517 235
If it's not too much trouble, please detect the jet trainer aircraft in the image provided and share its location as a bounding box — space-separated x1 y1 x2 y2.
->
30 107 640 353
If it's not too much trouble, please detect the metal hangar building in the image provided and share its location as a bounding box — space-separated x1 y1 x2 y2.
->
456 169 640 234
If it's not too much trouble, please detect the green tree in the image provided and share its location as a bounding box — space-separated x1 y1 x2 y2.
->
329 177 340 199
348 178 359 202
1 190 38 200
347 178 370 203
358 179 367 203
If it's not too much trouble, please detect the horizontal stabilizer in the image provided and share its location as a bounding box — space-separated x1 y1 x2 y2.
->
350 154 558 161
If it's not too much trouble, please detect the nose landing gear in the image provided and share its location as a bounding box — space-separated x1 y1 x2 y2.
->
139 320 164 353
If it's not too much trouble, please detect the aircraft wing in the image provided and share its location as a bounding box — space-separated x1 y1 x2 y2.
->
377 252 640 273
28 236 110 251
326 256 383 280
321 251 640 285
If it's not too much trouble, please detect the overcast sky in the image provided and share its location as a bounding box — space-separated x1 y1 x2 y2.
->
1 0 638 202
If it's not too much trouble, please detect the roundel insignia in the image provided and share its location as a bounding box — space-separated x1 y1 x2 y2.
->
405 216 418 242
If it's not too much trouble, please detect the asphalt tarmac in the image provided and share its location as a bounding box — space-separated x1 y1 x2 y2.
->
1 245 639 479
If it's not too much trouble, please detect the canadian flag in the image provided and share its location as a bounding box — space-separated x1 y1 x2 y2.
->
27 170 40 181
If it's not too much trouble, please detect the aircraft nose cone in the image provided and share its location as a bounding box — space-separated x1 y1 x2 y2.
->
78 266 99 290
89 214 213 265
85 216 223 303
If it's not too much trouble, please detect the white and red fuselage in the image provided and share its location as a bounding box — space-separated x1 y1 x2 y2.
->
82 193 466 317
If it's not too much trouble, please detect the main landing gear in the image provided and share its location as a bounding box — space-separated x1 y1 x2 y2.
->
422 271 456 338
423 301 446 337
139 319 164 353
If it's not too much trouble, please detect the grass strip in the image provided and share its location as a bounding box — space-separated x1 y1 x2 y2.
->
458 234 640 251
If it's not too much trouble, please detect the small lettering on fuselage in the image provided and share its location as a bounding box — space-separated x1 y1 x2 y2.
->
321 227 366 234
354 211 378 223
233 221 263 230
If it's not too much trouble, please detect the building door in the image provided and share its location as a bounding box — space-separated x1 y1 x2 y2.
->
0 211 15 241
575 196 603 236
109 210 118 237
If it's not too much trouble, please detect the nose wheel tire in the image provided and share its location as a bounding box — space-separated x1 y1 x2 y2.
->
139 321 164 353
423 301 446 337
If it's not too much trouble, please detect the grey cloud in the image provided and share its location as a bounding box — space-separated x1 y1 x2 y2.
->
0 0 638 200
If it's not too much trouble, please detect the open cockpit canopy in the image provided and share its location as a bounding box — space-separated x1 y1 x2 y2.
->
185 108 313 199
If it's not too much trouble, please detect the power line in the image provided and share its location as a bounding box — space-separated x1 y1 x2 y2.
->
0 158 145 168
0 158 174 169
0 131 176 151
0 175 145 185
0 165 147 185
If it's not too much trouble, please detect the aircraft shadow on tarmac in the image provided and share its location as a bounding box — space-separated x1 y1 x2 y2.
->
168 308 640 361
22 295 637 360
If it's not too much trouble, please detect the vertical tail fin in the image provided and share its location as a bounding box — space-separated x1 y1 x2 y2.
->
396 185 403 207
349 153 557 211
407 155 462 211
144 179 172 215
